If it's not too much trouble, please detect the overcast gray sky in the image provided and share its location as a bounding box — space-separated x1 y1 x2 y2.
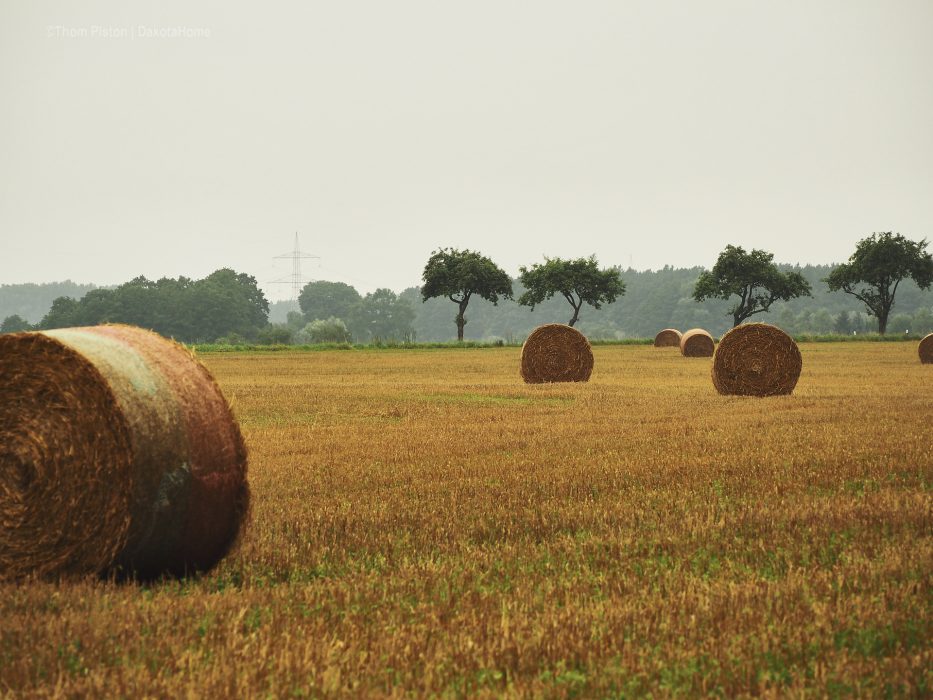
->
2 1 932 300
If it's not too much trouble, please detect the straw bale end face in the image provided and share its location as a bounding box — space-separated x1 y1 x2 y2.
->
0 333 134 579
680 328 715 357
520 324 593 383
0 324 249 581
919 333 933 364
712 323 802 396
654 329 682 347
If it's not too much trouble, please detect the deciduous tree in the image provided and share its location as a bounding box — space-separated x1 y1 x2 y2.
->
693 245 811 327
825 232 933 335
421 248 512 341
298 281 361 323
351 289 415 343
518 256 625 327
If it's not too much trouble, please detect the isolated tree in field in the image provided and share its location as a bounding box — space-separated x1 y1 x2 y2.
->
693 245 812 328
825 232 933 335
299 281 361 322
421 248 513 341
518 255 625 327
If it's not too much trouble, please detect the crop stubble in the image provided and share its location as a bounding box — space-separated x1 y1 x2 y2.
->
0 343 930 697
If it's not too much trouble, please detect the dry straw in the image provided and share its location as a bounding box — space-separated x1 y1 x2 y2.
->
654 329 682 347
680 328 715 357
920 333 933 364
0 324 249 581
712 323 802 396
520 324 593 383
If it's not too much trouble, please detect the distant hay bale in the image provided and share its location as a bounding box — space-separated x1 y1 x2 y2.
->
0 324 249 581
920 333 933 364
680 328 715 357
654 329 682 347
712 323 802 396
520 324 593 383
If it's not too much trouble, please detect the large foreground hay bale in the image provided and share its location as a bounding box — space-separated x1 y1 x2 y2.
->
920 333 933 364
654 328 682 347
712 323 802 396
0 324 249 581
680 328 715 357
520 324 593 383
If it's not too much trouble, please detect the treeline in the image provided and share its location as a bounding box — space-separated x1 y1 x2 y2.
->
272 263 933 344
4 264 933 343
1 270 269 343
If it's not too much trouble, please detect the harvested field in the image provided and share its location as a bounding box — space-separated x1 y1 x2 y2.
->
0 342 930 697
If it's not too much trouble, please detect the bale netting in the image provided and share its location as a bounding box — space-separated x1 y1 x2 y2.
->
0 324 248 581
520 324 594 383
711 323 802 396
654 328 682 347
680 328 715 357
920 333 933 364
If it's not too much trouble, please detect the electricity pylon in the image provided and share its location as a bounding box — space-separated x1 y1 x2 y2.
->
272 233 319 300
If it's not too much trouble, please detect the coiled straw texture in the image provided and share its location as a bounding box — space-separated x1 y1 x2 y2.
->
520 324 593 384
919 333 933 364
654 329 682 347
680 328 715 357
712 323 802 396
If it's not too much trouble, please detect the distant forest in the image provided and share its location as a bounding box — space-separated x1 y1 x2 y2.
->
0 281 98 324
3 263 932 343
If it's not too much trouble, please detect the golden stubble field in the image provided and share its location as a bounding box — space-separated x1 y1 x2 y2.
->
1 343 930 698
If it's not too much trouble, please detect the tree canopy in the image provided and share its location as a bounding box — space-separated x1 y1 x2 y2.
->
825 232 933 334
421 248 513 341
693 245 812 327
518 256 625 327
349 288 416 342
36 268 269 342
298 281 362 323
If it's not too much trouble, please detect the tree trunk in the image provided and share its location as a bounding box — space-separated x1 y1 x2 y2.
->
877 309 889 335
453 298 470 342
456 300 469 341
568 308 580 327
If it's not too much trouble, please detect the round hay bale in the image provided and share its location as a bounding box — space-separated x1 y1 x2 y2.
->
520 324 593 383
654 328 682 347
680 328 715 357
920 333 933 364
711 323 802 396
0 324 249 581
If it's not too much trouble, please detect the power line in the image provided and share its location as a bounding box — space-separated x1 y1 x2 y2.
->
270 232 319 300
